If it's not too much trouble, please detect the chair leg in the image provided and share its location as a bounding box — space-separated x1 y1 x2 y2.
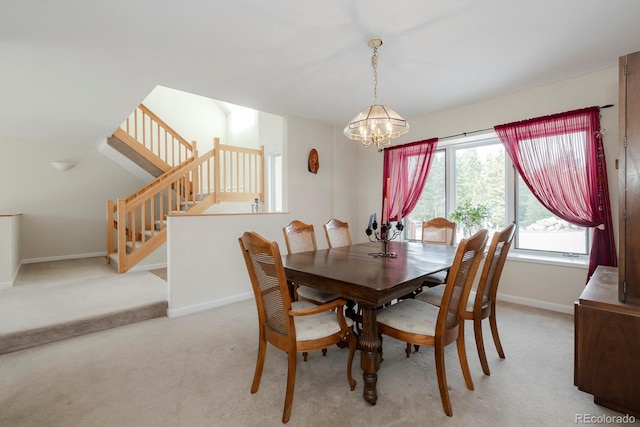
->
303 352 308 361
322 348 327 356
434 343 453 417
456 321 474 391
251 332 267 394
406 343 421 357
288 281 298 301
282 349 297 424
489 306 505 359
474 317 491 376
346 329 357 391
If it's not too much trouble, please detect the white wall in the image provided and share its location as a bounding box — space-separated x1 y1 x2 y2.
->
142 85 228 152
0 137 146 261
167 213 290 316
168 115 359 315
355 66 620 312
0 214 21 287
285 116 360 240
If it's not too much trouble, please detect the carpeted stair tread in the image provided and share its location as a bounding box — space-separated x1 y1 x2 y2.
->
0 270 168 354
0 302 167 354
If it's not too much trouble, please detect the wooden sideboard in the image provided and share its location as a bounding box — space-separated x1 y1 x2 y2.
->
574 266 640 416
574 49 640 417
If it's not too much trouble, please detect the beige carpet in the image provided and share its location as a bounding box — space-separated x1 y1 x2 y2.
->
0 297 630 427
0 258 168 354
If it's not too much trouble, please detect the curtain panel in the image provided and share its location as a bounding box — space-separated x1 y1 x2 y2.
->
382 138 439 223
495 106 617 279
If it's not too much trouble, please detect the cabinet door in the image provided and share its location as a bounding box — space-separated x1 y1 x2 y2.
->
620 51 640 305
576 304 640 415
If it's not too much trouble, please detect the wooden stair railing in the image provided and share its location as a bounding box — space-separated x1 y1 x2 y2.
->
107 138 264 273
112 103 197 174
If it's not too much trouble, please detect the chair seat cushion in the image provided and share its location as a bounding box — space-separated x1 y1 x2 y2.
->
416 286 485 312
377 299 440 336
294 309 352 341
422 270 448 285
297 285 339 303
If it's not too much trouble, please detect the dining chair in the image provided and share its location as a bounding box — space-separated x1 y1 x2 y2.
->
421 217 457 287
416 223 516 375
238 231 356 424
323 218 352 248
376 229 488 416
282 220 340 305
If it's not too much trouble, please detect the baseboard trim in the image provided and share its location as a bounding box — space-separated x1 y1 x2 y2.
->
23 252 107 264
167 291 573 318
1 264 20 288
167 292 253 318
497 292 574 315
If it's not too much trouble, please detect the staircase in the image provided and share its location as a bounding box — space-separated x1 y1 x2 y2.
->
106 104 264 273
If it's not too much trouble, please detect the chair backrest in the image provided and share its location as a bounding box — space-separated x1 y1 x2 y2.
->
473 223 516 312
239 231 293 339
283 220 317 254
422 217 456 246
437 229 488 333
324 218 352 248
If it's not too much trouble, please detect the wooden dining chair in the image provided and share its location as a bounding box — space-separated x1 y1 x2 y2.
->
376 229 488 416
416 223 516 375
283 220 340 305
421 217 457 287
323 218 352 248
239 231 356 424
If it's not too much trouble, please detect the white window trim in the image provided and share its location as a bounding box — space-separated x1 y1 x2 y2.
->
507 251 589 269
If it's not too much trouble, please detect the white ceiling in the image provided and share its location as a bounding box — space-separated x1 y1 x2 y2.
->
2 0 640 145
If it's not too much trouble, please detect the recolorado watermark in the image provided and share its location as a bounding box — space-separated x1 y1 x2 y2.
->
575 413 636 424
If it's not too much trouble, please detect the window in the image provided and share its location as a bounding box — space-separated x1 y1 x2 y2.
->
404 151 445 240
267 151 283 212
405 133 590 257
452 142 505 237
516 176 589 254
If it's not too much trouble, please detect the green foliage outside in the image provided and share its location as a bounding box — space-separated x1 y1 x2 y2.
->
450 199 489 237
406 144 507 240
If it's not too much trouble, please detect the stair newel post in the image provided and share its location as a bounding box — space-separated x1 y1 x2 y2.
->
213 137 221 203
116 198 127 273
106 199 115 263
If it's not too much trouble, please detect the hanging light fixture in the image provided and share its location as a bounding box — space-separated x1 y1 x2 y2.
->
344 38 409 152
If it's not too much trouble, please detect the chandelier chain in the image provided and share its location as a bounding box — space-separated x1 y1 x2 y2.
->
371 46 378 105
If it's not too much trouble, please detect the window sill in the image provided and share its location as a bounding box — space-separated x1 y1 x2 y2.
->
506 251 589 270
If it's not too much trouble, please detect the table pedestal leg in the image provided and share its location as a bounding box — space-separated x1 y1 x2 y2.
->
359 306 380 405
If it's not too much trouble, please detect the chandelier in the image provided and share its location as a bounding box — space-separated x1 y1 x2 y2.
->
344 38 409 152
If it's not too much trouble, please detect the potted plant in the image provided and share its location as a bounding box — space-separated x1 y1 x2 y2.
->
450 199 489 238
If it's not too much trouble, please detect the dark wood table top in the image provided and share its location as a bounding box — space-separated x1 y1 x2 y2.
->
282 241 456 307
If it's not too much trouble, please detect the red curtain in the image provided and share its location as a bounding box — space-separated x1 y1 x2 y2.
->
495 106 617 279
382 138 439 223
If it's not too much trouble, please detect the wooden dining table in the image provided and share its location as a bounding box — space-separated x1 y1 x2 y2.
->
282 240 457 405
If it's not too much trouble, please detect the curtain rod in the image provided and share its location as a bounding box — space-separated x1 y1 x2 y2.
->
438 104 614 142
